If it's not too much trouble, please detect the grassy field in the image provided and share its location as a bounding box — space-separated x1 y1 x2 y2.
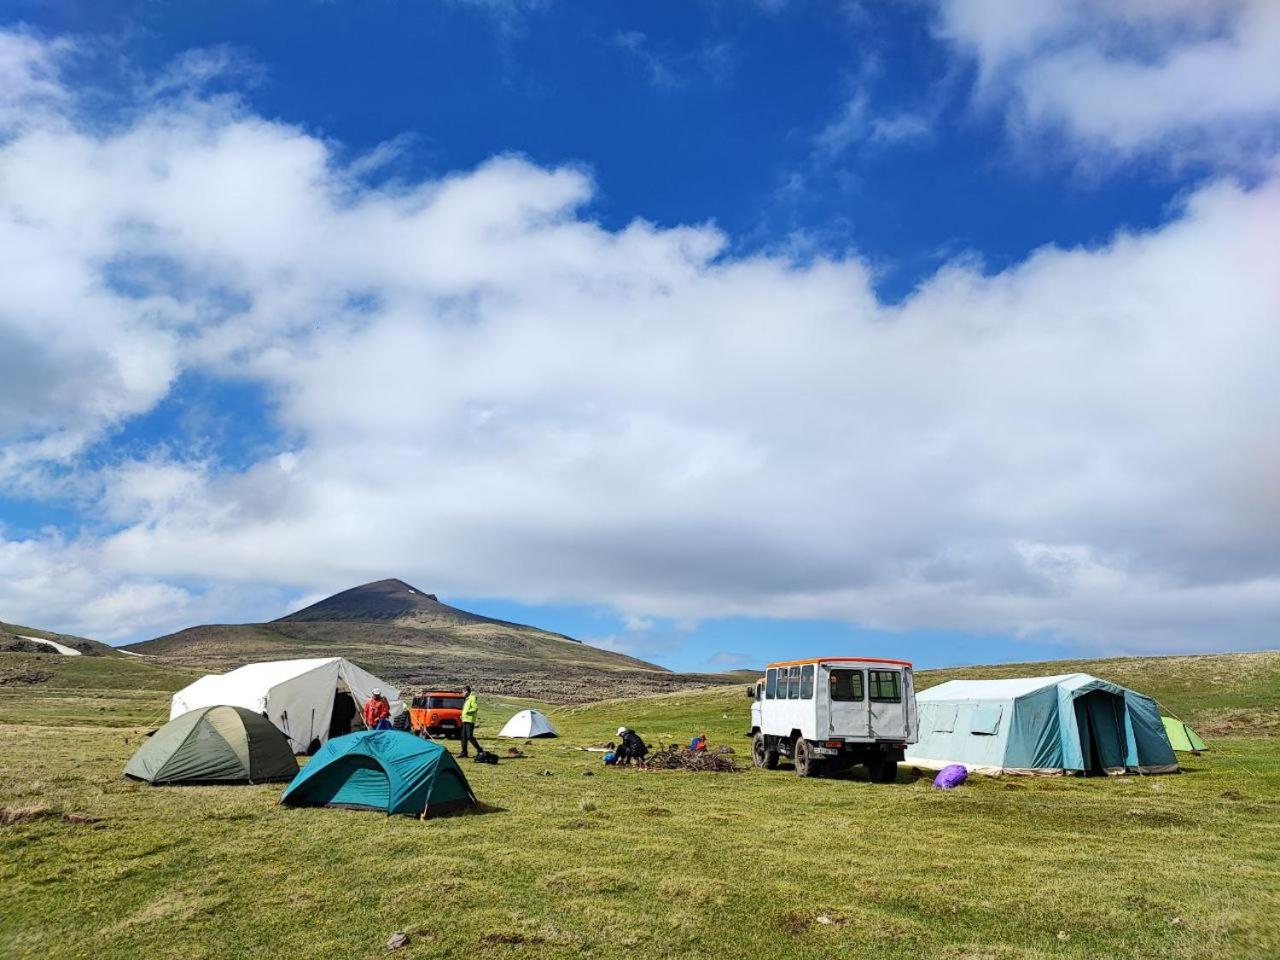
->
1 652 1278 959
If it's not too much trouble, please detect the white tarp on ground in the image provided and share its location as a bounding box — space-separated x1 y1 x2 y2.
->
169 657 404 752
20 635 81 656
498 708 558 738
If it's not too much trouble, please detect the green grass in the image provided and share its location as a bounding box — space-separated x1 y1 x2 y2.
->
1 654 1277 959
0 653 201 727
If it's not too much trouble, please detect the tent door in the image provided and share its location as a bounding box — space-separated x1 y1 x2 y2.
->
328 691 357 741
1074 691 1127 775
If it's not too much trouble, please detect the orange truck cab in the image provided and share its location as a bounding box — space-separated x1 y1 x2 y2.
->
409 691 466 739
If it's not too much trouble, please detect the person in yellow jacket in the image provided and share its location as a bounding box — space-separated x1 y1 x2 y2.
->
459 685 482 758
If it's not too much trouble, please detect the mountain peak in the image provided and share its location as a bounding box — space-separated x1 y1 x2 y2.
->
276 579 451 622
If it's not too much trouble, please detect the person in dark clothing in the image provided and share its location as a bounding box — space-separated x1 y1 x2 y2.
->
615 726 648 766
459 685 483 758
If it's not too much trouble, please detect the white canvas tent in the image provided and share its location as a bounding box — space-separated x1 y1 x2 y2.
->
498 709 557 739
169 657 404 753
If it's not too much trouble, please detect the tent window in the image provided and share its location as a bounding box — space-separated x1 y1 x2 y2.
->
788 666 801 699
933 704 957 733
868 670 902 703
765 668 777 700
776 669 789 699
800 665 815 699
971 704 1002 735
829 670 863 701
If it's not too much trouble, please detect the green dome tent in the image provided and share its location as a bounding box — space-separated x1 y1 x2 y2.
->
1162 715 1208 752
279 730 476 818
125 705 299 785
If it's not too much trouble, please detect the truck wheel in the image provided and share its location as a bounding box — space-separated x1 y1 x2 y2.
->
867 758 898 783
794 737 821 778
752 733 778 770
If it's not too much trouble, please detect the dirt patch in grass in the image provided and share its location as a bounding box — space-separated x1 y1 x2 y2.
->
1197 708 1280 738
777 908 850 934
0 668 53 686
478 930 546 947
540 867 634 896
1 804 57 825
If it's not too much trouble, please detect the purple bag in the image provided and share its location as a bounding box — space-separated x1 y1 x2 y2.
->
933 764 968 789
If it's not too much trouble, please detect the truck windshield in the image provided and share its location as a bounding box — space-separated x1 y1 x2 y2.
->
829 669 864 701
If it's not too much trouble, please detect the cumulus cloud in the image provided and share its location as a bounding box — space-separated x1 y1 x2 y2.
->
934 0 1280 165
0 29 1278 654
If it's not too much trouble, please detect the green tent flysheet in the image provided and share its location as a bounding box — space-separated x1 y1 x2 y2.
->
125 705 299 785
279 730 476 817
1161 715 1208 752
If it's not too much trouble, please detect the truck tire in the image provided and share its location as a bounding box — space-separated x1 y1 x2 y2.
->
752 733 778 770
794 737 821 778
867 758 898 783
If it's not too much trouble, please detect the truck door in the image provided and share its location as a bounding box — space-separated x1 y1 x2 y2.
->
868 668 909 740
824 666 869 739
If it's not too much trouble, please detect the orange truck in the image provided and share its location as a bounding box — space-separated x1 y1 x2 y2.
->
409 690 466 739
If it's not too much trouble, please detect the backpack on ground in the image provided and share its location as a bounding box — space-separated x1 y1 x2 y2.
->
473 750 498 765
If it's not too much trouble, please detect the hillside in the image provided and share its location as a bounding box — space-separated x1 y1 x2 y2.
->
1 647 1277 959
123 579 736 700
0 621 121 658
572 649 1280 740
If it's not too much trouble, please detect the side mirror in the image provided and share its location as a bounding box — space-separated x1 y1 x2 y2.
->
745 686 756 700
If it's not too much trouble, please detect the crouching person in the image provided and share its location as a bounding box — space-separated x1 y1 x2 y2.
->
615 726 649 766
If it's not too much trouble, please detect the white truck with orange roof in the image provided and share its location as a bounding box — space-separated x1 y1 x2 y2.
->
748 657 918 781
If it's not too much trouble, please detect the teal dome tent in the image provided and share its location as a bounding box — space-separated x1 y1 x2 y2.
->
125 705 299 785
280 730 476 817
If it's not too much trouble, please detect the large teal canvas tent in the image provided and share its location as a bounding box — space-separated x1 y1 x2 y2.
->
906 674 1178 776
280 730 476 817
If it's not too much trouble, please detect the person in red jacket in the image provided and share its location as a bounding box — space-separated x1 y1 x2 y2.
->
363 688 391 730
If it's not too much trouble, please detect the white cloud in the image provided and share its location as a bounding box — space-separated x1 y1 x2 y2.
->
612 31 734 91
814 93 933 161
0 30 1278 656
934 0 1280 164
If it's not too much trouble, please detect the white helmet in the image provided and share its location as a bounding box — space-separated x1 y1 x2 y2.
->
617 726 627 736
372 687 382 695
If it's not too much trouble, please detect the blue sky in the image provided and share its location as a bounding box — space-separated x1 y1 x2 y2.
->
1 1 1278 671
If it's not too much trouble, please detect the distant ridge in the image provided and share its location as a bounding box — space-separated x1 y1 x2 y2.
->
277 578 579 641
121 577 731 701
0 621 121 657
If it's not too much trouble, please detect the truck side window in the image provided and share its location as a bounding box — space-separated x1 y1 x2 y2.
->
765 668 777 700
776 668 788 699
829 669 863 701
869 670 902 702
788 666 801 699
800 664 814 699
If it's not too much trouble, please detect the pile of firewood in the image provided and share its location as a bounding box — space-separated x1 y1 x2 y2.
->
642 743 741 772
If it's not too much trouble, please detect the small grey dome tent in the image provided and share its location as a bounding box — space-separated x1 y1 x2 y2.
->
498 709 557 738
125 705 299 785
906 674 1178 776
